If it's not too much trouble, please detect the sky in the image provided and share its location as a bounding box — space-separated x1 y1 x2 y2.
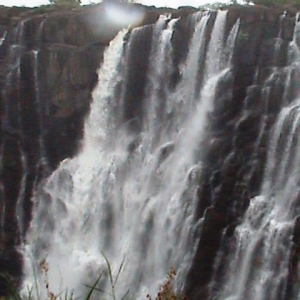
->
0 0 231 8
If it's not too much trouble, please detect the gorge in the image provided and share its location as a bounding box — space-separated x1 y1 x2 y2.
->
0 2 300 300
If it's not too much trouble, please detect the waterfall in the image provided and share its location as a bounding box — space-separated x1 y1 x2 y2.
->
33 18 49 173
2 20 27 244
22 10 239 300
214 102 300 300
0 31 6 47
22 28 130 298
210 16 300 300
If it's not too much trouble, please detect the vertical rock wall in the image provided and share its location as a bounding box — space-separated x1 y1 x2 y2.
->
0 3 299 299
0 7 107 293
185 6 298 299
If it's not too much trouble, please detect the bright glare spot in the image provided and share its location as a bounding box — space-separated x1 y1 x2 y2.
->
104 2 145 28
85 2 145 42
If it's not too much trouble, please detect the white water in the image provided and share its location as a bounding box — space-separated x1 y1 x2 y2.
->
3 20 28 245
13 18 49 244
23 29 131 299
217 101 300 300
213 17 300 300
23 11 239 299
0 31 7 47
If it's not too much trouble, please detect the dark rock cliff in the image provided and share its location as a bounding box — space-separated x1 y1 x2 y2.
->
185 6 297 299
0 3 299 299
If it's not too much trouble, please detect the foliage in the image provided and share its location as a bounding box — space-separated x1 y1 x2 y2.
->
233 0 300 7
48 0 81 7
147 269 186 300
102 0 137 4
0 256 116 300
0 257 185 300
0 274 22 300
198 2 230 10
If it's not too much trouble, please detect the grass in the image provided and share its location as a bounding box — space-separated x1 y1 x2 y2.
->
0 256 186 300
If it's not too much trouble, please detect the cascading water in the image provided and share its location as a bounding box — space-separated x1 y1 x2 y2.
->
210 16 300 300
2 20 27 244
22 29 130 298
31 18 50 179
0 31 6 47
22 10 239 299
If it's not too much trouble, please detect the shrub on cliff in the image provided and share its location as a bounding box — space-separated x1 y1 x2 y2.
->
49 0 81 7
243 0 300 7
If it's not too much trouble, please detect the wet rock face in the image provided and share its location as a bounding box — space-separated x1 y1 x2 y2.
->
0 12 107 262
185 6 298 300
0 3 298 298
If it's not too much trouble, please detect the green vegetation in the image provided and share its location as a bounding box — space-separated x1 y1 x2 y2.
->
235 0 300 7
46 0 138 7
48 0 81 7
0 256 186 300
199 0 300 9
199 2 231 10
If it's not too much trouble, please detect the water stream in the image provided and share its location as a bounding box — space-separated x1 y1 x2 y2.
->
211 16 300 300
22 11 239 299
